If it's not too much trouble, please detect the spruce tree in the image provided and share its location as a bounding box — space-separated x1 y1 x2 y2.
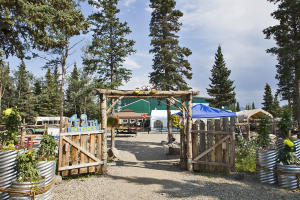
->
252 102 256 109
33 79 43 116
65 64 81 117
263 0 300 124
14 61 36 122
84 0 135 89
207 46 236 108
0 55 10 113
262 83 274 115
236 102 241 112
149 0 192 91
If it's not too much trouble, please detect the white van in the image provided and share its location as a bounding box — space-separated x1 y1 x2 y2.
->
26 116 68 134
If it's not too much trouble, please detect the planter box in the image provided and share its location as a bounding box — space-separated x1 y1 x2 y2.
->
256 149 278 184
38 160 56 200
0 150 18 200
10 179 45 200
277 164 300 190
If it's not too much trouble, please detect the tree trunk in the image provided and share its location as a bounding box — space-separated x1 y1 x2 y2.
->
59 44 69 132
167 101 172 143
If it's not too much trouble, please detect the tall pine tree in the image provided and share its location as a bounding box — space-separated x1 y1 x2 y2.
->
207 46 236 108
14 61 36 122
84 0 135 89
263 0 300 123
149 0 192 91
262 83 274 115
0 54 10 113
236 102 241 112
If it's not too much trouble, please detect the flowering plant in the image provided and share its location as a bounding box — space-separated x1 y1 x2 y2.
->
1 107 21 147
16 150 40 182
38 133 58 161
278 139 299 165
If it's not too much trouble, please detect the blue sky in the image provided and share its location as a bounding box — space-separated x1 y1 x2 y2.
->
7 0 279 108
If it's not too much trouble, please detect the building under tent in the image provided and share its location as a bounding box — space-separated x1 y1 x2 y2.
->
236 108 273 139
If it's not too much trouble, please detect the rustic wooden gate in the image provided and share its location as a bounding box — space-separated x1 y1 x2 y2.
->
58 130 105 176
191 117 235 172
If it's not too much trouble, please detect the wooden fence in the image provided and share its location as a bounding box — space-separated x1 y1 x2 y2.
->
57 130 105 176
191 117 235 172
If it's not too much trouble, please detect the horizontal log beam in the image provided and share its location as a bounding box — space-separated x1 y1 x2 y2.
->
95 89 199 97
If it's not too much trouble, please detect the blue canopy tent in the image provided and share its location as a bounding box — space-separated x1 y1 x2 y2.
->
176 104 236 118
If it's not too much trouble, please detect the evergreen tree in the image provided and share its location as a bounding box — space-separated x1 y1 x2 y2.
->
245 105 251 110
33 78 43 116
236 102 241 112
207 46 236 108
149 0 192 91
65 64 81 117
252 102 256 109
275 58 295 108
0 55 10 113
14 61 36 122
262 83 274 115
84 0 135 89
263 0 300 124
273 94 281 118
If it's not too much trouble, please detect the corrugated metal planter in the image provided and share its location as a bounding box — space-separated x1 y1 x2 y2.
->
256 149 278 184
38 160 56 200
276 138 284 150
294 140 300 160
10 179 45 200
277 164 300 190
0 150 18 200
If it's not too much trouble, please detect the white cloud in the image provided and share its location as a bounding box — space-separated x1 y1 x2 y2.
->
123 57 141 70
124 0 136 7
120 76 150 90
174 0 279 107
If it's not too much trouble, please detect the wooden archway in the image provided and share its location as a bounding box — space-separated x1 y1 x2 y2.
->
95 89 199 172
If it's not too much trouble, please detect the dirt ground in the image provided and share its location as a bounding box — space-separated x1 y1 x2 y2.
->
54 133 300 200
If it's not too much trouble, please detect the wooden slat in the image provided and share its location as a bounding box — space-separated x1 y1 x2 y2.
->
62 142 70 176
80 135 88 173
58 161 104 171
96 134 102 172
62 137 100 162
199 121 206 171
193 135 231 162
89 134 96 172
192 125 199 171
215 120 222 171
70 135 79 175
230 117 236 171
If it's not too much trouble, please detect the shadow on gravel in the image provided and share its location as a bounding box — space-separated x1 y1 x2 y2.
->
110 139 179 161
115 160 180 172
108 174 300 200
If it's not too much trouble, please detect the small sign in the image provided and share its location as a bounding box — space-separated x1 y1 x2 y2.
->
67 114 99 133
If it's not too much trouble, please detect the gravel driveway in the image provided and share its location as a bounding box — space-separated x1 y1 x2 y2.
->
54 133 299 200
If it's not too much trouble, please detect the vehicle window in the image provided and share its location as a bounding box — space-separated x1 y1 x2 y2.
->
49 121 54 125
37 121 42 125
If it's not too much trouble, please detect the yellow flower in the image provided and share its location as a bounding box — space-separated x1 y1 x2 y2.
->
284 139 294 147
3 108 12 116
26 151 32 156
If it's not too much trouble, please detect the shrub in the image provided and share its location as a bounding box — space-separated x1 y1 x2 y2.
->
1 107 21 146
38 134 58 161
235 136 257 172
256 115 271 149
16 150 40 182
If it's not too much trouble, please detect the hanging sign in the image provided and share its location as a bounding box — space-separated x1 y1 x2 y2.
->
67 114 99 132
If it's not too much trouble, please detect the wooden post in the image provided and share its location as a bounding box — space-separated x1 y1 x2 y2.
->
110 99 116 149
100 93 108 174
230 117 235 171
167 100 172 143
192 123 199 171
222 118 230 173
96 133 102 172
180 106 187 170
186 94 193 171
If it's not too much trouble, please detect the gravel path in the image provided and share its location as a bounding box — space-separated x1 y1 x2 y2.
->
54 133 299 200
